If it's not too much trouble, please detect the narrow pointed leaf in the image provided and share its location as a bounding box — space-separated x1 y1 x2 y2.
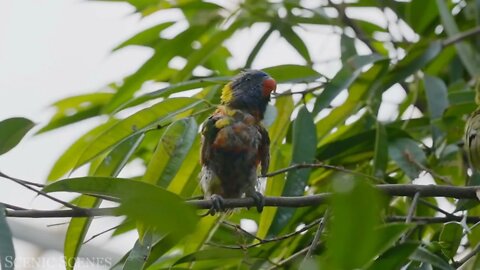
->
143 118 197 187
0 117 35 155
313 54 385 115
64 134 144 270
44 177 198 239
76 98 208 168
268 107 316 235
0 205 15 270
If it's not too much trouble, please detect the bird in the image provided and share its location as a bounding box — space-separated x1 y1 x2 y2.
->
199 70 276 214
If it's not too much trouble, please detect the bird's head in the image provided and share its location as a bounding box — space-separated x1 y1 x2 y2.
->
220 70 276 120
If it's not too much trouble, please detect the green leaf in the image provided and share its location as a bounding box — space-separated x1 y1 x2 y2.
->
172 20 243 82
405 0 438 34
340 33 357 63
257 96 294 239
381 41 442 90
64 134 144 270
277 24 311 64
437 0 480 77
424 75 449 148
371 223 412 261
262 65 322 84
117 77 229 111
268 107 316 235
424 75 449 120
43 177 198 240
410 246 454 270
113 21 175 50
327 178 383 269
47 120 118 181
75 98 208 168
316 60 389 143
245 26 275 68
64 195 101 270
37 93 112 134
123 233 153 270
439 222 463 259
313 54 385 115
373 122 388 179
369 242 419 270
388 138 427 180
0 117 35 155
0 205 15 270
143 118 197 187
105 26 209 112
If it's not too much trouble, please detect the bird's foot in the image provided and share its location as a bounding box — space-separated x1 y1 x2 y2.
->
208 194 225 215
249 191 265 213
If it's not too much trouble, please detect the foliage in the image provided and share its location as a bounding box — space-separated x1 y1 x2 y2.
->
2 0 480 269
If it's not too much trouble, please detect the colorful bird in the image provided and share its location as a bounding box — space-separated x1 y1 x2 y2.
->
200 70 276 214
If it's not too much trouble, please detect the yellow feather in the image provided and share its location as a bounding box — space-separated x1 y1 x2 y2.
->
220 82 233 104
215 118 231 129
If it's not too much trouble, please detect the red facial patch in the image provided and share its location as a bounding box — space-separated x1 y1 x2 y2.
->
262 78 277 97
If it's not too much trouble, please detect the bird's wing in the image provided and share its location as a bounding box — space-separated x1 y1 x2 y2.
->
200 115 220 166
258 125 270 176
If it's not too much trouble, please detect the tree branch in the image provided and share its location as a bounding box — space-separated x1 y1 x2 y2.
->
4 184 480 218
443 25 480 47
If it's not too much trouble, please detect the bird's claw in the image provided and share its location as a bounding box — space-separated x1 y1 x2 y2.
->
250 191 265 213
209 194 225 215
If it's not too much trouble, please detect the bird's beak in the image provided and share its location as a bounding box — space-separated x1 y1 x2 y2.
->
262 77 277 96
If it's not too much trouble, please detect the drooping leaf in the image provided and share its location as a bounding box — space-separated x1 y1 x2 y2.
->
262 65 322 84
373 122 388 179
43 177 198 240
436 0 480 77
37 93 112 134
268 106 316 236
47 120 118 181
0 205 15 270
143 118 197 187
75 98 209 168
123 233 153 270
105 26 210 112
113 21 175 50
439 222 463 259
409 246 454 270
369 242 419 270
313 54 385 115
0 117 35 155
64 134 144 270
388 138 427 180
326 178 383 269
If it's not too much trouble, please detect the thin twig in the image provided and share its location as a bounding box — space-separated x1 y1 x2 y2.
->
418 199 455 218
303 210 329 262
83 224 122 244
386 216 480 224
221 220 264 242
401 192 420 242
443 25 480 47
267 246 311 270
0 171 81 209
263 163 384 183
452 243 480 268
0 202 26 210
207 218 322 250
328 0 376 53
